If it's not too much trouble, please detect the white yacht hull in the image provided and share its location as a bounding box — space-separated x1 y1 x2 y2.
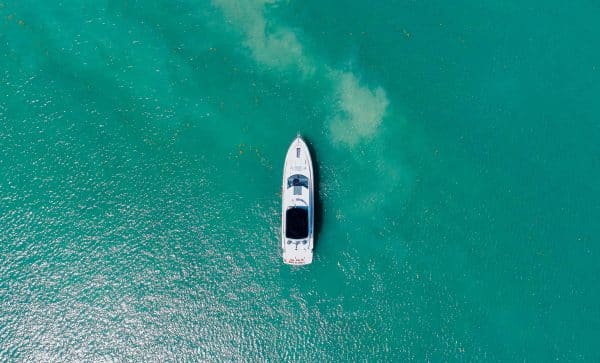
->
281 136 314 265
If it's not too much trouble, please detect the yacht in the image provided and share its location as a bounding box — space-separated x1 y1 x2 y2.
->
281 135 314 265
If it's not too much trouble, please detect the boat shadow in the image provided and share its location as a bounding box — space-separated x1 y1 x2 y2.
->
304 137 322 251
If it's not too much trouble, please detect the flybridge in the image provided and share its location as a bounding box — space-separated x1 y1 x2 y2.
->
288 174 308 196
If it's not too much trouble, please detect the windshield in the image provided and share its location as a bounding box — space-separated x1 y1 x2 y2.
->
285 207 308 239
287 174 308 188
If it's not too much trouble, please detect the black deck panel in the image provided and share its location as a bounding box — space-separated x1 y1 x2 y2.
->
286 207 308 239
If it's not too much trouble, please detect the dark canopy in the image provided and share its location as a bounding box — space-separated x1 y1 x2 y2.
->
286 207 308 239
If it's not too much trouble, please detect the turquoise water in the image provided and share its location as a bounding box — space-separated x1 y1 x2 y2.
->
1 0 599 360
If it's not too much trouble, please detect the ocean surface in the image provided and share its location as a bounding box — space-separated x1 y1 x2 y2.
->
1 0 599 361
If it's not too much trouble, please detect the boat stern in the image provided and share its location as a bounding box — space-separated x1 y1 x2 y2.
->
282 248 313 266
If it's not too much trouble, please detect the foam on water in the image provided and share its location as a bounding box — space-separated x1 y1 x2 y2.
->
211 0 391 148
328 71 389 146
211 0 315 76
